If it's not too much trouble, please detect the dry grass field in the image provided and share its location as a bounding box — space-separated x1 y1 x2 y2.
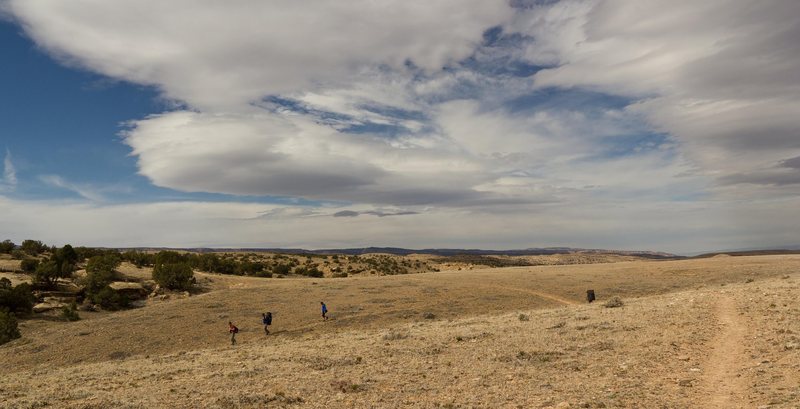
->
1 255 799 408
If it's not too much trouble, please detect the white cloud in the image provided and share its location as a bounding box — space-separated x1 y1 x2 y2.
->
3 1 799 250
123 110 497 206
2 149 16 190
123 99 696 209
512 0 800 192
6 0 513 110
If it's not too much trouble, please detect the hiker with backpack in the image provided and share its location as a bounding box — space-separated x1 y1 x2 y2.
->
320 301 328 321
262 312 273 335
228 321 239 345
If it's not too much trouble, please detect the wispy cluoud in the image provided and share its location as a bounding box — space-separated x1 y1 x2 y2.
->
2 149 16 191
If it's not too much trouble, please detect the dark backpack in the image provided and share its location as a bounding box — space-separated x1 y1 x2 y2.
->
232 326 239 333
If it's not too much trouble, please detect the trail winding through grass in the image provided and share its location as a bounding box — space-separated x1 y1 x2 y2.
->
701 295 749 408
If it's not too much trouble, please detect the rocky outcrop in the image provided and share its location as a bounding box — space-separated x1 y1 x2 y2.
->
109 282 148 299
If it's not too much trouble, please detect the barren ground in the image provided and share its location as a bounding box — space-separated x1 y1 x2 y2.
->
1 255 799 408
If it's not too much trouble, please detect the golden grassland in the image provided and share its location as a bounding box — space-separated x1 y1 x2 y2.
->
1 255 799 408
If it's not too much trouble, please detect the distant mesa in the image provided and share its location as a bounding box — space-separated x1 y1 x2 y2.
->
112 246 682 259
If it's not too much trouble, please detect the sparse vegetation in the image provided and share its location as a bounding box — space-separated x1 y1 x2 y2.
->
20 240 48 256
0 240 15 254
330 380 365 393
433 254 533 267
122 250 154 268
10 249 26 260
92 286 129 310
0 309 21 345
514 350 563 363
153 262 194 290
83 253 128 310
32 244 78 288
85 254 122 295
1 255 799 407
294 265 323 278
382 329 409 341
61 302 80 321
0 278 35 314
604 297 624 308
20 258 39 273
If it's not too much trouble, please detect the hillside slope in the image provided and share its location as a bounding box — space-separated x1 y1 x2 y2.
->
1 256 799 408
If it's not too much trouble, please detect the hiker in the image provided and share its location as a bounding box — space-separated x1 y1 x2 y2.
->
262 312 272 335
228 321 239 345
320 301 328 321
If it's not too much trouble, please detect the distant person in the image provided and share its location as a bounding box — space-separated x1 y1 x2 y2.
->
262 312 273 335
228 321 239 345
320 301 328 321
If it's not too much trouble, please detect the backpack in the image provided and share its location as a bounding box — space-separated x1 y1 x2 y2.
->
232 326 239 334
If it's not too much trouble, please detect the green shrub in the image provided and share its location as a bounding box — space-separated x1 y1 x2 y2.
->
0 240 15 254
20 239 47 256
10 249 25 260
0 281 35 314
272 264 291 275
86 253 121 273
32 244 78 288
0 310 21 345
74 247 121 263
61 302 80 321
85 267 114 296
20 258 39 274
92 286 129 310
154 250 189 266
33 259 69 288
294 266 323 278
604 297 624 308
85 254 121 295
152 262 194 290
122 250 155 267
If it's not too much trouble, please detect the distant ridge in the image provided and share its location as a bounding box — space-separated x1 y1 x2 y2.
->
693 248 800 258
116 246 681 259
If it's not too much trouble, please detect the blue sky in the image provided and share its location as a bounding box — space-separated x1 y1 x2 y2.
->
1 21 158 201
1 0 798 254
1 21 327 206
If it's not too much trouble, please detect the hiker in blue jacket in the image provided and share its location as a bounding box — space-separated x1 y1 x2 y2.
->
320 301 328 321
262 312 273 335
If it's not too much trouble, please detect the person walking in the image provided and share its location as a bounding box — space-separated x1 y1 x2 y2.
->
262 312 273 335
228 321 239 345
320 301 328 321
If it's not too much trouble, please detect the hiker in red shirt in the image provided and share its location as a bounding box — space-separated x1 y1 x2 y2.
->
228 321 239 345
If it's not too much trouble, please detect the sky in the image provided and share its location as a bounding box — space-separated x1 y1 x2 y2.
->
0 0 798 255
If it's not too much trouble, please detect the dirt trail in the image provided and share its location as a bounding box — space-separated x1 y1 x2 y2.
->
403 275 579 306
485 284 579 306
700 295 749 408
